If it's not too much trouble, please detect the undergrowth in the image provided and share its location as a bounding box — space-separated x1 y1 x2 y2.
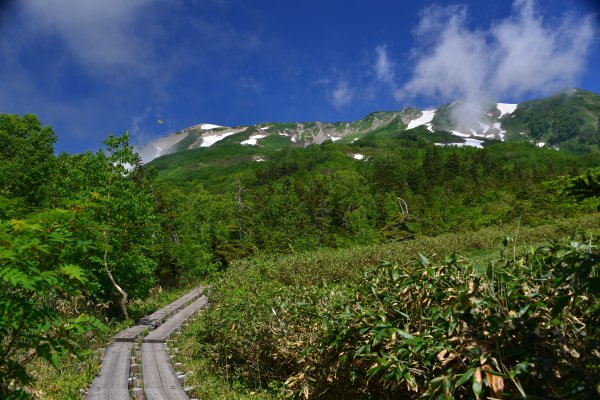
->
191 215 599 399
26 320 126 399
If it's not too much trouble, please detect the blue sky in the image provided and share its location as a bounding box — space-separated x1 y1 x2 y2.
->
0 0 598 154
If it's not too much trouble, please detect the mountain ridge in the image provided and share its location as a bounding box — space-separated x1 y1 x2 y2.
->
138 88 600 163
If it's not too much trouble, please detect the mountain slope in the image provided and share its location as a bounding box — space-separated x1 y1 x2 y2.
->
501 89 600 152
139 88 600 163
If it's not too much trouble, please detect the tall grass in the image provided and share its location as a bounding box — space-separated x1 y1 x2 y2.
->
231 213 599 287
187 214 599 398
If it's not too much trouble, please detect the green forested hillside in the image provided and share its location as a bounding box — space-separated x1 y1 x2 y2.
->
144 108 600 399
147 129 600 271
502 89 600 152
1 111 599 399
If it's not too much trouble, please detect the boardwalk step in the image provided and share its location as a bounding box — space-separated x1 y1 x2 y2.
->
139 288 203 328
113 325 149 343
143 296 208 344
86 342 133 400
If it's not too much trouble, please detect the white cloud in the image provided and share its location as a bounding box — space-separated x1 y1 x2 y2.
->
20 0 164 80
400 4 489 103
0 0 267 151
374 45 395 85
399 0 596 129
490 0 595 96
329 80 354 110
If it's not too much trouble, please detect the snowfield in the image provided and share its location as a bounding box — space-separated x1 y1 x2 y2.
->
200 131 237 147
450 130 471 138
497 103 517 116
436 138 484 149
241 135 267 146
200 123 222 130
406 110 436 130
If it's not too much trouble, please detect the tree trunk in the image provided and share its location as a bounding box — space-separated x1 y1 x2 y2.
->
103 231 129 320
236 176 245 240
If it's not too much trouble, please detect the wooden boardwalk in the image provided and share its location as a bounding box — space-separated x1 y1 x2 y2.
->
139 288 203 328
86 287 207 400
142 343 189 400
86 342 133 400
143 296 208 343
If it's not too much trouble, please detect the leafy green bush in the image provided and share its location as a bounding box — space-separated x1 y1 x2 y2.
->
195 231 600 399
0 205 104 398
282 243 599 399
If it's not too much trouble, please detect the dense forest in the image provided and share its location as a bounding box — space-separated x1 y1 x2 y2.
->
1 113 599 399
147 122 600 272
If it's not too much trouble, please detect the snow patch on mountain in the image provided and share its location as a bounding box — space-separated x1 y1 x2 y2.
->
200 131 237 147
241 135 267 145
437 138 484 148
464 138 484 148
406 109 436 130
497 103 517 116
450 130 471 138
201 123 222 130
492 122 506 140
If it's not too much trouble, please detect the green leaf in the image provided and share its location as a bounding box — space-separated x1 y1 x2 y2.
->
58 264 87 283
396 329 414 340
0 266 36 290
456 368 474 386
472 377 482 398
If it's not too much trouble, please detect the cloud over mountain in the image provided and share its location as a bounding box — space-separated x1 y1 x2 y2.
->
398 0 596 127
330 80 354 110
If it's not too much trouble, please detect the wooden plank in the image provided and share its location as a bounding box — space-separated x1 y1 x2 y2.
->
144 387 188 400
86 342 133 400
142 343 189 400
108 389 130 399
143 296 208 343
108 343 132 390
144 388 169 400
139 287 203 328
141 343 164 389
113 325 148 342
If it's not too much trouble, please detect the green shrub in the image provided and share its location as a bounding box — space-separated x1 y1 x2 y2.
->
281 243 599 399
196 231 600 399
